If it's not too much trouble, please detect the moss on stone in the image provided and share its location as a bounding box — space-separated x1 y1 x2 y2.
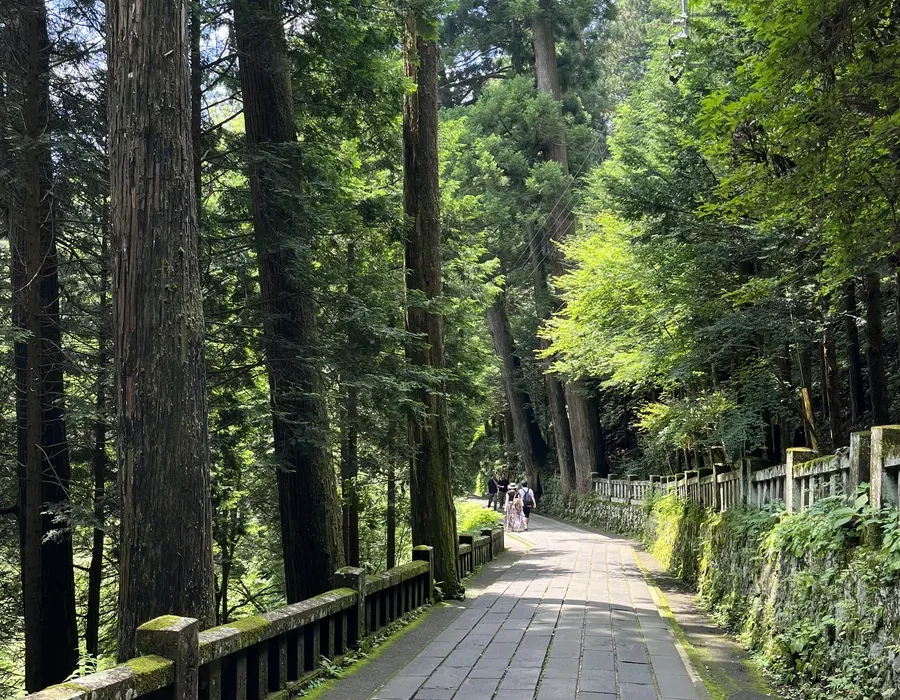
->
61 681 90 692
126 655 174 696
228 614 270 646
137 615 184 632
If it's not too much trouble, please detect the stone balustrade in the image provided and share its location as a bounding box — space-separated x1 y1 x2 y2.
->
24 530 505 700
590 425 900 515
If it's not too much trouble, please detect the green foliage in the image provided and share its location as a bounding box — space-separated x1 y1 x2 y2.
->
455 500 504 532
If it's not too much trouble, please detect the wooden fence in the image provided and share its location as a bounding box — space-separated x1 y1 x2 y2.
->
591 425 900 514
29 528 506 700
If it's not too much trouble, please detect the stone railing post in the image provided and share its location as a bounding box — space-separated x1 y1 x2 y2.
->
683 470 697 502
624 475 634 504
738 459 754 507
849 430 872 495
334 567 365 648
785 447 817 513
135 616 199 700
711 463 722 512
412 545 434 603
607 473 616 500
871 426 900 510
649 475 660 496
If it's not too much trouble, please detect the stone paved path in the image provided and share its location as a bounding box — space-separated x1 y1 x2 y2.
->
373 515 705 700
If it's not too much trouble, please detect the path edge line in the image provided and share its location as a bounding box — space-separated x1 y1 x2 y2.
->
631 548 715 700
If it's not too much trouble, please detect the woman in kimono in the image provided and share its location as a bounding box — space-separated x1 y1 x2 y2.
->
505 483 526 533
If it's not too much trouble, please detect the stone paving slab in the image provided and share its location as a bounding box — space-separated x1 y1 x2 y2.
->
372 515 710 700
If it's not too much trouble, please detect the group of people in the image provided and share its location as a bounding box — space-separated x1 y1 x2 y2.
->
486 473 536 533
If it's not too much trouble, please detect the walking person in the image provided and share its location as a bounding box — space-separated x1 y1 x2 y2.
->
486 473 499 510
506 483 526 533
497 472 510 509
519 480 536 531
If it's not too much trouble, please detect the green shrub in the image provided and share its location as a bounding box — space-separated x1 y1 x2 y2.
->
455 500 503 532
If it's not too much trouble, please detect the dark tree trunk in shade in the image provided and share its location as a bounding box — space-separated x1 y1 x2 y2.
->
387 463 396 569
844 281 867 424
108 0 216 659
403 14 460 597
341 385 360 567
775 349 792 460
232 0 344 601
797 346 819 451
2 0 79 686
864 271 890 425
527 222 576 498
86 238 109 660
823 319 844 448
486 296 549 488
895 263 900 363
567 382 608 490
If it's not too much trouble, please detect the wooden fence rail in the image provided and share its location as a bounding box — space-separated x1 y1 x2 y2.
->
590 425 900 515
28 528 506 700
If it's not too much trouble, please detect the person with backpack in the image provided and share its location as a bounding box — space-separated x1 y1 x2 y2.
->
518 480 536 530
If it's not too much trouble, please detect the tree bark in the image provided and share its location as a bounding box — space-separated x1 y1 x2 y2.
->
567 382 608 490
503 408 516 472
232 0 345 601
531 0 604 489
844 280 866 424
341 385 360 567
109 0 216 659
86 237 109 660
387 463 396 570
190 2 203 207
527 222 576 497
3 0 79 686
823 317 845 448
797 345 819 451
864 271 890 424
403 14 460 597
486 296 549 488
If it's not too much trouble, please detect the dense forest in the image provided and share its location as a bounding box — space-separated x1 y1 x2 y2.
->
1 0 899 694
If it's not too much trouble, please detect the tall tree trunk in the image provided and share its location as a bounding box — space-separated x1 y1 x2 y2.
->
86 238 109 660
486 296 548 488
403 12 460 598
387 463 396 570
341 385 360 567
531 0 603 490
503 407 516 472
190 2 202 206
232 0 344 601
865 271 890 424
527 222 576 497
797 345 819 451
823 316 845 448
109 0 216 659
567 382 608 489
844 280 866 424
3 0 79 687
